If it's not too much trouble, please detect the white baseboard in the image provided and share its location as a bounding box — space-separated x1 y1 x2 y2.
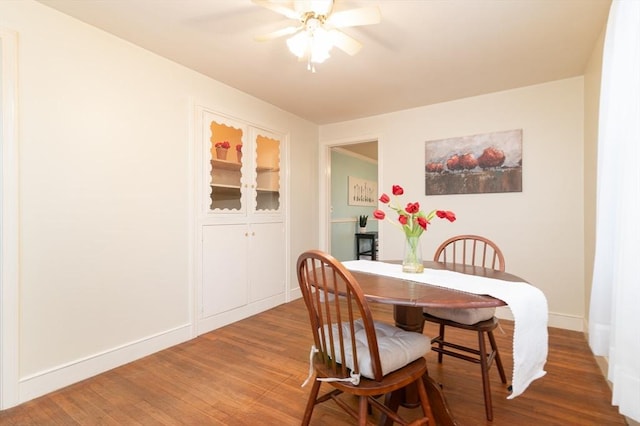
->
196 293 286 335
496 307 584 332
18 324 192 405
14 299 587 409
288 287 302 301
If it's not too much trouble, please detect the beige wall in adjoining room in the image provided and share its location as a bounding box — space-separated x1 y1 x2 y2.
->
320 77 586 331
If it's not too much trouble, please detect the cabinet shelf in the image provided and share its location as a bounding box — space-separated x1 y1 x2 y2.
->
256 165 280 172
211 184 278 193
212 159 279 173
211 184 241 190
211 158 241 170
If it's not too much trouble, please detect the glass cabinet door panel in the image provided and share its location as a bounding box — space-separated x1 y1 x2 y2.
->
254 133 280 211
210 120 243 211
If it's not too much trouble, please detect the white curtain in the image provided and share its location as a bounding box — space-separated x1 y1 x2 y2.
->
588 0 640 422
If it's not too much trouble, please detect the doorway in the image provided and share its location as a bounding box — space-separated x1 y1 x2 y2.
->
324 140 378 261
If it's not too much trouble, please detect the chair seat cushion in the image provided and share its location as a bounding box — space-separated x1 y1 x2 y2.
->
424 307 496 325
326 319 430 380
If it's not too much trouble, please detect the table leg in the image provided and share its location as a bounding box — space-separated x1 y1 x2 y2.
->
392 305 458 426
393 305 425 333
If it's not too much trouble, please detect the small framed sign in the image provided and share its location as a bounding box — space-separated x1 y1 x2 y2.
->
348 176 377 206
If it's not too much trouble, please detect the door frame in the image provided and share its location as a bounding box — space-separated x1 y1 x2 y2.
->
318 135 381 255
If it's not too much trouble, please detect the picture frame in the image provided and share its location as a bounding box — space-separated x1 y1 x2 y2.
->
348 176 377 206
425 129 523 195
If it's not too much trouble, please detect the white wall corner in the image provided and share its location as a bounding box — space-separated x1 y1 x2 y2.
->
1 27 20 410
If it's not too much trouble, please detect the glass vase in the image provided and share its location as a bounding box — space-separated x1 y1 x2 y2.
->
402 235 424 273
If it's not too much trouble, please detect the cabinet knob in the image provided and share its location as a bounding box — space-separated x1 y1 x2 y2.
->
245 232 249 237
252 232 255 236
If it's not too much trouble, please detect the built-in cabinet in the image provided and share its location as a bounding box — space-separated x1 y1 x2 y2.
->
196 107 287 334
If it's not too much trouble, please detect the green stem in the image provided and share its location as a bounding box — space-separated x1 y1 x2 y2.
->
405 236 420 264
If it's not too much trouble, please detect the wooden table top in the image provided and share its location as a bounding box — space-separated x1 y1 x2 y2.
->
349 261 525 309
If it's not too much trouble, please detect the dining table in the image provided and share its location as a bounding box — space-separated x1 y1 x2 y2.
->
341 259 549 426
347 260 515 332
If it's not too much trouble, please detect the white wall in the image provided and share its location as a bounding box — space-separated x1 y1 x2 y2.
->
320 78 585 331
583 27 605 325
0 0 318 407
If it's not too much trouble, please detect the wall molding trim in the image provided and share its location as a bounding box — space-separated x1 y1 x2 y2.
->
496 307 584 332
18 325 192 405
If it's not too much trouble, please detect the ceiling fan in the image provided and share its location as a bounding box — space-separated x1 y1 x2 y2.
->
252 0 381 70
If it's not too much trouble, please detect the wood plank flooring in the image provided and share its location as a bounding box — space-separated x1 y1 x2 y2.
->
0 299 627 425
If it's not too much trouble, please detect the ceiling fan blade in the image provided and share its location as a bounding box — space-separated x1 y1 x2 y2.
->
328 29 362 56
327 6 381 28
252 0 300 20
254 25 302 42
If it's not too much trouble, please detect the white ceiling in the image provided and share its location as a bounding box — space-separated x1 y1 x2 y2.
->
37 0 611 125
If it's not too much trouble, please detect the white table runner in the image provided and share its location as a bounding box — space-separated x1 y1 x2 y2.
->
343 260 548 399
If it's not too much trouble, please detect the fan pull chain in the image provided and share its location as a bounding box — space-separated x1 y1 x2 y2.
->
307 58 316 73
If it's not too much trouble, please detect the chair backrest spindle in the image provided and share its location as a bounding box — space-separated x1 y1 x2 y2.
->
434 234 505 272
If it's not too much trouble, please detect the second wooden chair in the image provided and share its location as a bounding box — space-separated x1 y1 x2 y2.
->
423 235 508 421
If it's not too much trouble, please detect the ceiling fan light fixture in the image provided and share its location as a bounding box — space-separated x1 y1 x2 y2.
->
254 0 381 71
286 26 332 65
286 31 310 58
309 26 332 62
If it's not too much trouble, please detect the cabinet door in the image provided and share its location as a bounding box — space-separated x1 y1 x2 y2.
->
205 112 246 213
248 222 285 303
201 224 248 317
251 128 282 214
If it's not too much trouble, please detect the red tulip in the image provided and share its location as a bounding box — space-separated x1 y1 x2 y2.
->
392 185 404 196
416 217 429 230
398 215 408 225
436 210 456 222
379 193 390 204
373 209 386 220
405 202 420 214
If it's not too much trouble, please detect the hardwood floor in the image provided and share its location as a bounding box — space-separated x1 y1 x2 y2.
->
0 299 627 425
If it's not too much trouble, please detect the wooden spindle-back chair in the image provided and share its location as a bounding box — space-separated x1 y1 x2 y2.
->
424 235 508 421
297 250 434 426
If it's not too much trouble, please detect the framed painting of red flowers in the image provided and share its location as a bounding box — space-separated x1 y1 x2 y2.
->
424 129 523 195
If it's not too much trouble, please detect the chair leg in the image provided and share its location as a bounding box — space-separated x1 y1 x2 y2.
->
380 390 402 426
416 377 436 426
358 396 369 426
301 379 321 426
478 331 493 421
488 330 507 383
437 323 445 363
